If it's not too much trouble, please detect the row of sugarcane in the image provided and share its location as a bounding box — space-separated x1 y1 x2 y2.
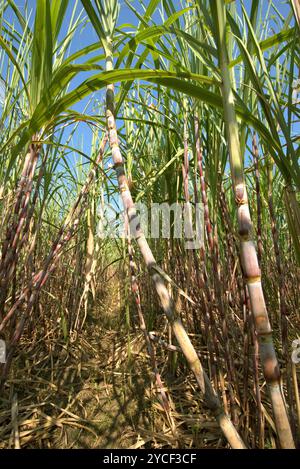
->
0 0 299 449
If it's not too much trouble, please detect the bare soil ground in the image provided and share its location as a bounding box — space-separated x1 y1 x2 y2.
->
0 282 223 449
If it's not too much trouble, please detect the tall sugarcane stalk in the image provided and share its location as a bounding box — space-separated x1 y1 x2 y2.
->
0 141 40 317
99 4 246 448
252 133 263 264
220 188 264 445
212 0 295 448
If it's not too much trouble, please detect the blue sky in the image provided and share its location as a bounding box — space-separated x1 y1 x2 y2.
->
3 0 298 190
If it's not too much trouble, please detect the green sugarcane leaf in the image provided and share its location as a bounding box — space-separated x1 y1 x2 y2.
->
50 0 69 43
31 0 53 110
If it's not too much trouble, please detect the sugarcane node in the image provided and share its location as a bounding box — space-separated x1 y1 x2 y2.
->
238 231 250 240
107 119 115 129
262 358 281 383
239 222 253 237
235 183 247 204
257 329 273 340
246 276 261 284
112 147 122 159
109 128 117 139
106 88 114 99
236 197 248 206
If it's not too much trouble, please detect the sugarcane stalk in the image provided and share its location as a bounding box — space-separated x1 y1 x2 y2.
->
0 142 40 315
104 37 246 449
252 133 263 264
213 0 294 448
0 136 108 386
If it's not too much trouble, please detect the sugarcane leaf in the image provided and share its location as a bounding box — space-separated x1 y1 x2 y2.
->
229 27 296 68
151 264 195 305
0 35 31 106
50 0 69 43
31 0 53 110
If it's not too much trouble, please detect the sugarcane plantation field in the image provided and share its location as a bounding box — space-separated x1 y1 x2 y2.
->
0 0 299 451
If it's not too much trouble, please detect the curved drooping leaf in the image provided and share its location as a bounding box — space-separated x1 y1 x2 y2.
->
7 67 282 169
